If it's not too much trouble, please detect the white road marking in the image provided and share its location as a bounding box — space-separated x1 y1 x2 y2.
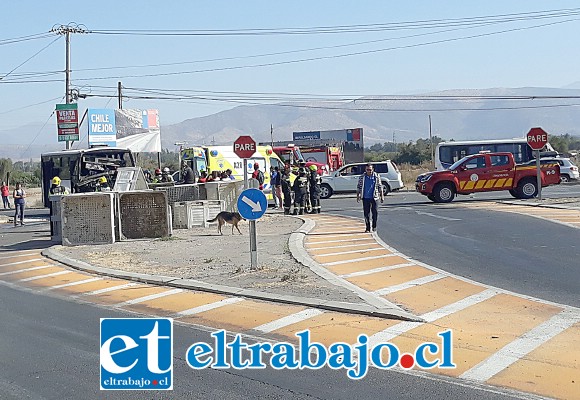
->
314 247 386 257
0 265 53 277
0 252 40 260
46 277 102 290
415 210 461 221
174 297 244 317
18 270 71 282
76 282 139 297
0 259 43 267
322 254 397 266
308 242 379 251
306 237 375 246
373 273 445 296
339 263 415 278
115 288 183 307
253 309 324 333
369 289 497 345
460 309 580 382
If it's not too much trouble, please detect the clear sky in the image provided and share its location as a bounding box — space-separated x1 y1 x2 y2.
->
1 1 580 140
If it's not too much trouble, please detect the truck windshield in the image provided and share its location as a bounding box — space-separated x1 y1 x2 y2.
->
449 156 471 171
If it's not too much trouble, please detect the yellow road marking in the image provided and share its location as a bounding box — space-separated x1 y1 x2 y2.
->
385 277 486 315
487 322 580 400
0 266 66 282
313 248 393 264
124 291 227 316
326 255 410 275
55 278 131 294
389 294 562 377
85 285 167 304
346 265 436 292
273 312 398 346
20 271 94 288
178 299 306 332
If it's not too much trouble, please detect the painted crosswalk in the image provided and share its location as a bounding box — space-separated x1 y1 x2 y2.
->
1 206 579 400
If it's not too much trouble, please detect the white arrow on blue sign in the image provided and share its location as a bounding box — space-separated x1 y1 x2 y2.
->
237 188 268 220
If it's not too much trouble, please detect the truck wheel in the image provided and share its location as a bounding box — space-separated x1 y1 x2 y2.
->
560 174 570 183
320 184 333 199
381 182 391 196
433 182 455 203
427 194 436 202
516 178 538 199
508 189 519 198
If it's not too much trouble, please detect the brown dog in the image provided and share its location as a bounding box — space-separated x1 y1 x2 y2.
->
207 211 245 235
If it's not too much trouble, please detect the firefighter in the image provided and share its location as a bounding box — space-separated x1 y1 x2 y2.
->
292 169 309 215
281 164 293 215
308 165 321 214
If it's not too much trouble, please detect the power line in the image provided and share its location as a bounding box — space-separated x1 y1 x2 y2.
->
0 37 61 81
86 8 580 36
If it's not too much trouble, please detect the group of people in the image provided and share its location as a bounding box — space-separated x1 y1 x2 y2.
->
270 162 322 216
1 181 27 227
146 162 236 185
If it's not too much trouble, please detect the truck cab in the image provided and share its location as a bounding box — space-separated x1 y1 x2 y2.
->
416 152 560 202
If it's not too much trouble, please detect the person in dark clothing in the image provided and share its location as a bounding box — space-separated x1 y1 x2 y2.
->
292 170 309 215
281 164 293 215
356 163 384 232
308 165 321 214
180 161 196 184
271 166 283 209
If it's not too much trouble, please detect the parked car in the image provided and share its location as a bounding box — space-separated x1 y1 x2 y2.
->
524 157 579 182
319 161 404 199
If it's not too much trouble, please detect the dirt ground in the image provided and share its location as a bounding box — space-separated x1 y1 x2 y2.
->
55 212 364 303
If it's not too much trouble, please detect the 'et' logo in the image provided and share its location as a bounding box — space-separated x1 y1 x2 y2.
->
100 318 173 390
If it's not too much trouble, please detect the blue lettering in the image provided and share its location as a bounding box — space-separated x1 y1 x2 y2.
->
247 342 272 368
211 330 229 368
186 342 213 369
227 335 249 368
270 343 298 369
347 334 369 379
327 342 357 375
438 330 456 368
415 342 438 369
370 342 399 369
297 330 327 369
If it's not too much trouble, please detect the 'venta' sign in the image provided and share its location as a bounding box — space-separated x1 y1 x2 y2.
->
56 103 79 142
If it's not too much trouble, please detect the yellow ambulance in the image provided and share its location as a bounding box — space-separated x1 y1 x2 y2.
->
182 145 287 200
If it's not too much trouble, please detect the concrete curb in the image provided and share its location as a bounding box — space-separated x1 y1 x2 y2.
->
42 247 419 322
289 216 421 322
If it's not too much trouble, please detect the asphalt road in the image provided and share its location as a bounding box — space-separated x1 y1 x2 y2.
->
0 283 527 400
323 185 580 307
0 207 530 399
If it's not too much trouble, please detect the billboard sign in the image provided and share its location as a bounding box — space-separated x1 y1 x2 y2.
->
56 103 79 142
88 109 117 147
292 128 364 164
86 109 161 152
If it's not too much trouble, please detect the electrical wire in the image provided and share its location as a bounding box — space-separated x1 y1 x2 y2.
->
0 36 61 81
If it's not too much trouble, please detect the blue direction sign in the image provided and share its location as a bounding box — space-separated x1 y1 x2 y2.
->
237 188 267 220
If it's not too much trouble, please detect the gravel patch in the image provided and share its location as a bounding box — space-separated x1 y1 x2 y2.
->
55 212 364 303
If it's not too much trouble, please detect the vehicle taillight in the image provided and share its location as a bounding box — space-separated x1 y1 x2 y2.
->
570 166 578 171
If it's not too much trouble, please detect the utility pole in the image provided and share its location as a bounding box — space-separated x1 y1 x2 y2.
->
51 24 88 149
392 131 396 153
270 124 274 147
118 81 123 109
429 114 435 169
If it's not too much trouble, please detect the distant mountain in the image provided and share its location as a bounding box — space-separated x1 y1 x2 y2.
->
4 87 580 161
161 87 580 149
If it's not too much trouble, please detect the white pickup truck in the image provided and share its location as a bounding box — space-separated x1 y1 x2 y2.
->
319 161 404 199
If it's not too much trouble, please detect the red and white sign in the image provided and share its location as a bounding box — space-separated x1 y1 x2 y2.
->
233 135 256 159
526 127 549 151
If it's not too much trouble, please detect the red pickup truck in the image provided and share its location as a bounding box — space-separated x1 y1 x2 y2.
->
416 152 560 203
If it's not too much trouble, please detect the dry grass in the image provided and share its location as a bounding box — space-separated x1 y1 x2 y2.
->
398 162 432 186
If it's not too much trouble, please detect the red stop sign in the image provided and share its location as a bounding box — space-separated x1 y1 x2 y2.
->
526 127 549 150
233 135 256 158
